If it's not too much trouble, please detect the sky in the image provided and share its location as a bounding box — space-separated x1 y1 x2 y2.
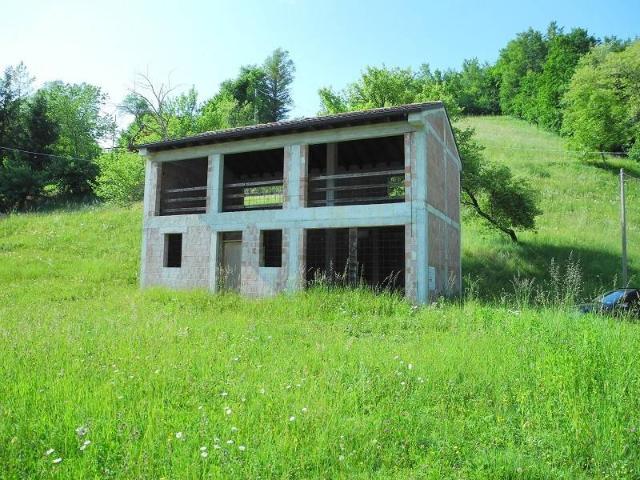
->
2 0 639 127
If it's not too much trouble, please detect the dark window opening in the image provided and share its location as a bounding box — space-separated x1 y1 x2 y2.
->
261 230 283 267
305 226 404 291
223 149 284 211
165 233 183 268
159 158 208 216
307 136 405 207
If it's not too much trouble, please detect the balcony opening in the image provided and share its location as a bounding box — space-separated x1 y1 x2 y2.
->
305 226 405 291
223 148 284 211
159 157 208 216
307 136 405 207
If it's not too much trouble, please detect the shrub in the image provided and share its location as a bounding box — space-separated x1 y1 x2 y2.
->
93 151 145 205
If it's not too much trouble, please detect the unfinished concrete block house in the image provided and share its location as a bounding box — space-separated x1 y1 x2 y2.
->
138 102 461 303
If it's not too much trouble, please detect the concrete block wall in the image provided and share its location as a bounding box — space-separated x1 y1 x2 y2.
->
239 225 289 298
140 108 462 304
141 224 211 289
425 109 462 297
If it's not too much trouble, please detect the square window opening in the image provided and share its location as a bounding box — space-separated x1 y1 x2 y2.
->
165 233 183 268
260 230 282 267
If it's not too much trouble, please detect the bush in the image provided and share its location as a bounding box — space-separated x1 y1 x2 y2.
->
628 139 640 162
93 151 145 205
0 156 47 211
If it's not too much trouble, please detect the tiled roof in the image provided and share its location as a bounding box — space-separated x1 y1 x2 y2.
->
138 102 444 152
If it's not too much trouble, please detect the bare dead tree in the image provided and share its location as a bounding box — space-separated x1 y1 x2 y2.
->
120 71 179 144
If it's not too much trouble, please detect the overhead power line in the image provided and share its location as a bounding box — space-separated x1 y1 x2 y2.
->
0 145 92 163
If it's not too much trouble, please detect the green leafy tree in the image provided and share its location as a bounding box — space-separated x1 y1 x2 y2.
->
41 81 114 194
93 151 145 205
212 65 268 126
261 48 295 122
494 28 548 117
562 40 640 158
0 64 59 210
456 128 542 241
535 26 596 131
446 59 500 115
0 63 32 148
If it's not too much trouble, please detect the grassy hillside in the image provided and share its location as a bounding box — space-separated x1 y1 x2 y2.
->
1 116 640 478
461 116 639 297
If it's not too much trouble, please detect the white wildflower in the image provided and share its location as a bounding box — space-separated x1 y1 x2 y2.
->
226 439 234 445
52 457 62 464
175 432 184 440
200 450 208 458
80 440 91 451
231 426 238 433
338 455 345 461
75 426 88 437
408 363 413 370
220 391 228 397
224 407 232 416
301 407 308 414
200 446 208 452
238 445 246 451
45 448 55 456
289 416 296 422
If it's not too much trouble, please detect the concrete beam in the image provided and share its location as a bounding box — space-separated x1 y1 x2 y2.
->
146 122 416 163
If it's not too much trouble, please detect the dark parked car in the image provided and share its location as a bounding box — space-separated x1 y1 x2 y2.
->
579 288 640 317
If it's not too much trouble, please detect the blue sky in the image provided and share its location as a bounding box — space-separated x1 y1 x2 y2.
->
3 0 639 124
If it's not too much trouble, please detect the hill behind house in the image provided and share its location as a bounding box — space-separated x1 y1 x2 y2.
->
461 115 639 297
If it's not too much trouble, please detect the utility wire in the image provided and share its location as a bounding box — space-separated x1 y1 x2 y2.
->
0 145 93 163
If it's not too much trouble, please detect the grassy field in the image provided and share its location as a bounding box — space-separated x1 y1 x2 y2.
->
1 116 640 478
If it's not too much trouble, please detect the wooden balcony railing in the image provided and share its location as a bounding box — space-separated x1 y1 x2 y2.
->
159 186 207 215
307 169 405 207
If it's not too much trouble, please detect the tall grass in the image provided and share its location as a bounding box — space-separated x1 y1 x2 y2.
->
1 201 640 478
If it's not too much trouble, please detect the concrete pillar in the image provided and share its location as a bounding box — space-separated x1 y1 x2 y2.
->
207 153 224 292
207 153 223 214
286 226 305 291
142 158 161 218
208 232 221 292
284 145 307 209
406 125 429 304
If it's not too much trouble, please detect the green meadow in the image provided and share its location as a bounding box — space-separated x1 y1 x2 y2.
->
1 116 640 478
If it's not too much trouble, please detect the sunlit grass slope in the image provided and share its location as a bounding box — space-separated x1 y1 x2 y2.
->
460 116 639 297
